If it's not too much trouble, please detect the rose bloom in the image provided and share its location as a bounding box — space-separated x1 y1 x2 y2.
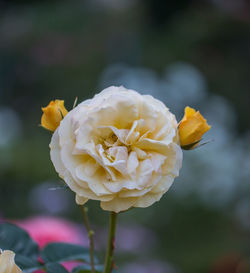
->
50 86 182 212
179 106 211 149
41 100 68 132
0 250 22 273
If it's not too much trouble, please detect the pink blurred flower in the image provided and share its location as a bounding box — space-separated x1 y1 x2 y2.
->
63 261 81 271
34 261 79 273
15 216 86 249
15 216 87 273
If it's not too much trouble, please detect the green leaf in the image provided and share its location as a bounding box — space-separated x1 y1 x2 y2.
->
15 255 43 273
46 262 69 273
72 264 103 273
0 223 41 273
41 242 90 264
0 222 39 258
72 267 92 273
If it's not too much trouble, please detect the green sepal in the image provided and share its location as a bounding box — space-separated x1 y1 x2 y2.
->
181 140 200 150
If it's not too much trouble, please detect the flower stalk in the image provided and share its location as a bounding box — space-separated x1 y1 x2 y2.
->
79 205 96 273
103 212 118 273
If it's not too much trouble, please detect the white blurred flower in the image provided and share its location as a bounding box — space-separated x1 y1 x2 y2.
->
161 62 207 115
99 64 159 96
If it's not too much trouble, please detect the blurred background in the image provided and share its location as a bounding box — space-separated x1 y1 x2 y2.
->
0 0 250 272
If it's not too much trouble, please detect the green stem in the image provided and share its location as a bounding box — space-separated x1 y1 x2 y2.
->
103 212 118 273
79 205 95 273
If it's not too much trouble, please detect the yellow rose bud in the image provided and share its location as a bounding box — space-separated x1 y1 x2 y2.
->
179 106 211 150
41 100 68 132
0 250 22 273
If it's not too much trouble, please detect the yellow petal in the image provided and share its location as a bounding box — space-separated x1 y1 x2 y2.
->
41 100 68 132
179 106 211 149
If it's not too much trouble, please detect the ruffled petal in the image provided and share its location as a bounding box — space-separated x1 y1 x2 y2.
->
50 130 66 178
101 197 138 213
134 192 164 208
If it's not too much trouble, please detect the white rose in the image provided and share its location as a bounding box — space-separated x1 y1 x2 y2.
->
50 86 182 213
0 250 22 273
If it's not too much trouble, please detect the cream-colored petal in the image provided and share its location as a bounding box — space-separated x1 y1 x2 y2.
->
136 159 154 188
57 105 81 146
50 130 66 178
91 86 140 106
118 187 151 198
75 141 117 181
153 122 176 142
132 147 147 160
104 179 140 193
0 250 22 273
98 126 129 144
64 170 113 201
125 120 140 145
138 99 158 132
135 138 172 155
96 144 127 178
143 94 169 113
80 157 99 177
161 143 183 177
103 158 160 193
75 195 88 205
134 191 164 208
100 196 138 213
151 175 174 194
74 118 96 151
75 165 112 195
118 173 162 198
60 140 85 181
89 86 139 128
107 146 129 176
127 151 139 178
148 152 166 173
171 143 183 176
